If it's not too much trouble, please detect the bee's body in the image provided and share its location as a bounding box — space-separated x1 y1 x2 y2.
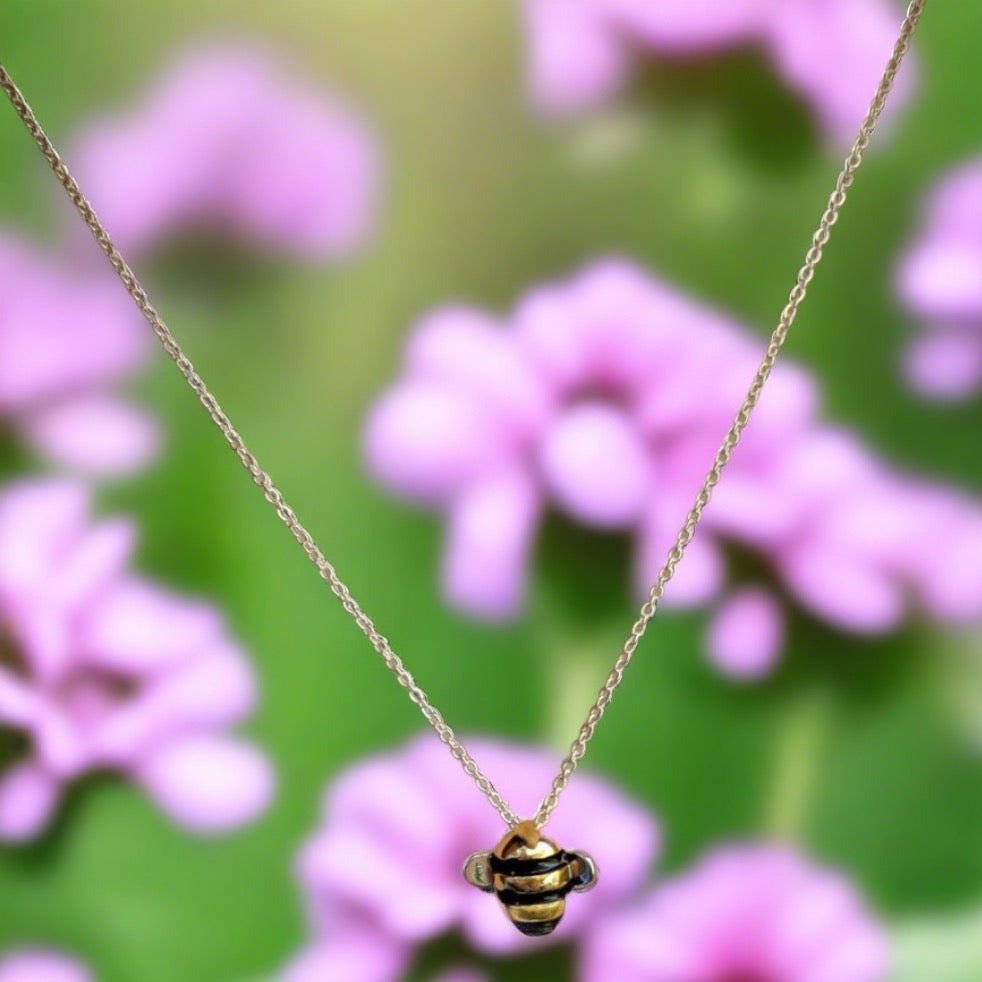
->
463 820 598 937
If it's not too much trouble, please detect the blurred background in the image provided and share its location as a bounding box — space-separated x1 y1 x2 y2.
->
1 1 982 980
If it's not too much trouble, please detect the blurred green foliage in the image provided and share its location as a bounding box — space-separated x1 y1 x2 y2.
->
1 2 981 980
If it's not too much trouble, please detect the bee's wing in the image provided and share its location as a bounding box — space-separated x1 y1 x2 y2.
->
567 851 598 893
463 851 495 892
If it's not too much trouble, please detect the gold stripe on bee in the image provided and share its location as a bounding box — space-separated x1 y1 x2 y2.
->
507 900 565 925
497 867 572 894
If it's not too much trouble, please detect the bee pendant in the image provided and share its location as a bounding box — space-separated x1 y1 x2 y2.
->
463 819 598 936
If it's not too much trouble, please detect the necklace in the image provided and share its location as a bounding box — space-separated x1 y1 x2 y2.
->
0 0 924 937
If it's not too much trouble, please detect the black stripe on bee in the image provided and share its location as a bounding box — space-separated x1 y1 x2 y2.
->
515 919 560 936
496 887 570 907
489 852 571 877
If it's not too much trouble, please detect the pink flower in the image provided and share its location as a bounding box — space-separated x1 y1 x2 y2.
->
897 159 982 400
709 428 982 660
365 259 814 619
279 936 485 982
71 44 381 259
705 426 982 676
278 920 409 982
365 258 982 679
295 733 658 958
580 843 889 982
0 235 157 476
0 949 91 982
706 587 784 680
0 480 273 841
523 0 912 145
712 449 982 677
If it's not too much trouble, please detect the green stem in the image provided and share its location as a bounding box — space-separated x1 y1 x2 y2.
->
762 689 833 840
543 639 602 752
538 617 625 753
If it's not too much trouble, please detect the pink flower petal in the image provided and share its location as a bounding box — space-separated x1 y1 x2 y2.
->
301 826 457 939
93 641 256 764
571 259 689 391
818 485 923 567
33 702 91 778
918 514 982 623
51 517 137 611
0 671 38 727
512 282 593 394
706 588 786 679
135 733 273 832
581 896 703 982
767 0 913 146
0 481 89 597
407 306 551 440
902 331 982 401
279 933 407 982
920 160 982 240
804 924 890 982
781 547 904 634
363 383 514 506
0 949 92 982
0 761 60 843
0 238 147 409
8 609 73 688
780 429 877 501
636 516 724 608
71 108 212 256
770 874 880 977
79 578 224 674
516 258 676 397
898 238 982 322
442 466 540 620
229 89 381 258
634 327 752 441
74 134 181 254
524 0 627 115
708 473 802 546
24 396 161 477
540 402 650 528
147 641 255 725
718 429 874 548
603 0 765 50
743 361 821 454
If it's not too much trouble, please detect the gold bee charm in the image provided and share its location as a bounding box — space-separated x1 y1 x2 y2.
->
463 819 598 936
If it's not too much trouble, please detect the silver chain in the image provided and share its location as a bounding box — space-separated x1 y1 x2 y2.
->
0 0 925 831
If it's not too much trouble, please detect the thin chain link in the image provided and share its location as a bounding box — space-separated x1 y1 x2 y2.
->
0 0 924 833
